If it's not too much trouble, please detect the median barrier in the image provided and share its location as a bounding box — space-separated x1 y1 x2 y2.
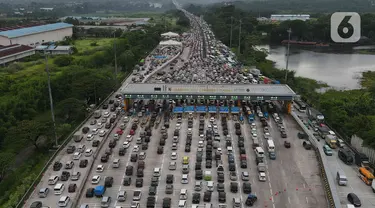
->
17 73 131 208
291 111 341 208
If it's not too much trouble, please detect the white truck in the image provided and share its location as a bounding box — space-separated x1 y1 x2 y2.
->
94 110 101 119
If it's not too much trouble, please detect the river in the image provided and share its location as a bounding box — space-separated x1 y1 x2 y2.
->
258 45 375 89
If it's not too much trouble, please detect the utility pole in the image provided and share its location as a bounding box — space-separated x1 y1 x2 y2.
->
230 16 233 48
113 32 118 88
285 28 292 82
238 19 242 55
44 51 59 148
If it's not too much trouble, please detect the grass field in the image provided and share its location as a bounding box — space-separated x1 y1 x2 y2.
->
74 38 113 52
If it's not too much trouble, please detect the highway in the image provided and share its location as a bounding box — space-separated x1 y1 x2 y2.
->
295 108 375 207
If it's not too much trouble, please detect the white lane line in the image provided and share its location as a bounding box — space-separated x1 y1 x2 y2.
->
288 196 291 204
303 183 306 188
306 196 309 204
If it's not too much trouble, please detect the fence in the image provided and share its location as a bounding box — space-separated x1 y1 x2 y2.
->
291 111 341 208
16 72 131 208
351 135 375 164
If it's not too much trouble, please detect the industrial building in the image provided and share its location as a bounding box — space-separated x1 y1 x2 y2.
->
270 14 310 21
0 44 35 65
0 23 73 46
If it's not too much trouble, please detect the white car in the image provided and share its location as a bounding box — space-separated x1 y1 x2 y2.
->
264 132 270 138
130 202 140 208
251 123 256 127
181 174 189 184
96 122 103 129
242 171 250 181
113 134 119 141
126 135 133 142
85 149 93 157
259 172 266 182
171 152 177 160
217 148 222 154
91 128 98 135
123 117 130 123
252 133 258 139
169 162 176 170
96 165 104 172
99 130 106 137
136 138 142 144
198 141 204 148
176 125 181 130
133 145 139 152
172 143 178 150
251 128 257 134
123 141 130 149
104 111 110 118
86 134 94 141
92 175 101 184
73 152 81 160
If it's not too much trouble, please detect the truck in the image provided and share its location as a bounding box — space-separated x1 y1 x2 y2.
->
248 113 255 122
307 107 325 124
325 135 337 149
239 115 244 124
264 112 269 119
94 110 101 119
338 148 354 165
94 185 106 197
257 163 266 172
355 152 374 174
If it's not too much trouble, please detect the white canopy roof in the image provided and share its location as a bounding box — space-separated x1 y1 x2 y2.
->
161 31 179 37
159 40 182 46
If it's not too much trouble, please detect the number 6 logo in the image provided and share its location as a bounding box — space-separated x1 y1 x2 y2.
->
331 12 361 43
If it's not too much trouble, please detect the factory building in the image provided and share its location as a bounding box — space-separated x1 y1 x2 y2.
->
270 14 310 21
0 22 73 46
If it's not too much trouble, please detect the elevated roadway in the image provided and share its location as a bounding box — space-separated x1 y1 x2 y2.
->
295 109 375 207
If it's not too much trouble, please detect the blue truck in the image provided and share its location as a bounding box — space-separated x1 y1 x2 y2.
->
94 185 106 197
264 112 269 119
248 114 255 122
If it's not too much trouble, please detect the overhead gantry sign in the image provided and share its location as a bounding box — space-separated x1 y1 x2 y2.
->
120 83 297 101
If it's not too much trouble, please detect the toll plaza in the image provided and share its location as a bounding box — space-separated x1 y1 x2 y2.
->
120 83 297 114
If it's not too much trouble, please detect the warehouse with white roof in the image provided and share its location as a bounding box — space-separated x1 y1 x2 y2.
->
0 23 73 46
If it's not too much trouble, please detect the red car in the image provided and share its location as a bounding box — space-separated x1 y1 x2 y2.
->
130 129 135 135
117 129 123 135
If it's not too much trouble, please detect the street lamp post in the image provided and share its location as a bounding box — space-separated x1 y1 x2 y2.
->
229 17 242 54
44 50 59 148
113 32 118 88
285 28 292 82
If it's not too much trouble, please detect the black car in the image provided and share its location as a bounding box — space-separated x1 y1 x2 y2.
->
243 182 252 194
85 188 94 198
135 178 143 187
123 177 131 186
203 191 211 202
101 154 109 162
68 183 77 193
79 159 88 168
162 197 171 208
185 145 191 152
53 162 62 171
195 162 202 170
347 193 361 207
218 191 226 203
157 146 164 154
192 193 200 204
92 140 100 147
195 170 203 180
102 103 108 109
166 174 174 184
231 182 238 193
104 177 114 187
149 186 157 196
241 161 247 168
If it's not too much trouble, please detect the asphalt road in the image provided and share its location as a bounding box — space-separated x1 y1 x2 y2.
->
295 109 375 207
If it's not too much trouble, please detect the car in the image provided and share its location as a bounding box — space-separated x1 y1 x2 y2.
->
133 190 142 201
123 177 131 186
269 152 276 160
185 145 191 152
86 188 94 198
126 135 133 142
169 162 176 170
68 183 77 193
99 130 106 137
91 175 101 184
166 174 174 184
259 172 266 181
192 193 200 204
149 186 157 195
281 131 287 138
71 172 81 181
133 145 139 152
233 197 241 208
171 152 178 160
157 146 164 154
165 184 174 194
172 143 178 150
163 197 172 208
241 171 250 181
86 134 94 141
347 193 361 207
73 152 82 160
79 159 88 168
135 178 143 187
181 174 189 184
130 201 140 208
85 149 93 157
284 141 291 148
123 141 130 149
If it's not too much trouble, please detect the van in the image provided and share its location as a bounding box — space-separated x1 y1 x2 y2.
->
38 188 49 198
178 200 186 208
113 159 120 168
101 196 111 207
207 181 214 192
180 189 188 199
58 196 70 207
255 147 264 158
336 170 347 186
48 175 59 185
54 183 65 195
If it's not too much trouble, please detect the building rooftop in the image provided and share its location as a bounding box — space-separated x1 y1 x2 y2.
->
0 22 73 39
121 83 296 97
0 44 34 58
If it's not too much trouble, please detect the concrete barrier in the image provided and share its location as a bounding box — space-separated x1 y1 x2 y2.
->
291 111 342 208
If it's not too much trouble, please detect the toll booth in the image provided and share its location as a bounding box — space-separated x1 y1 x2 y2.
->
184 106 195 117
173 107 184 117
196 106 207 115
231 107 240 114
208 106 217 117
219 106 229 114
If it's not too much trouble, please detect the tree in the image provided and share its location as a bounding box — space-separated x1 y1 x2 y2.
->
0 151 15 180
56 98 86 123
54 56 74 67
118 50 136 71
6 120 53 150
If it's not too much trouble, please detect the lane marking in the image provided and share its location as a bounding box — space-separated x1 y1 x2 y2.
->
306 196 309 204
288 196 291 204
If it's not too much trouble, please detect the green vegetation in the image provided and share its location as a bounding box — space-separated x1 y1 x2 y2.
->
0 18 187 206
191 4 375 148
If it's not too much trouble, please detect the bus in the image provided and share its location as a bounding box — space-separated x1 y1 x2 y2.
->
267 140 275 152
294 100 307 112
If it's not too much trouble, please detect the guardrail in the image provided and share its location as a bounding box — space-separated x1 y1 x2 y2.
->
291 111 341 208
17 73 131 208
